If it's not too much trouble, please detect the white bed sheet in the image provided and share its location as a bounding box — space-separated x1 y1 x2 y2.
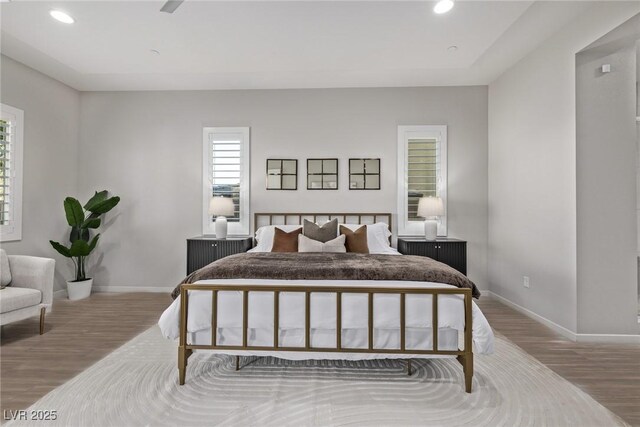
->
158 279 494 358
187 327 462 360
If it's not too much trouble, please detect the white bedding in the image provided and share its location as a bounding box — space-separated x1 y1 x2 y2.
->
158 279 494 359
187 327 462 360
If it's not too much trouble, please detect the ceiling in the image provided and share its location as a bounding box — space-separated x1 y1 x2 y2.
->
0 1 592 91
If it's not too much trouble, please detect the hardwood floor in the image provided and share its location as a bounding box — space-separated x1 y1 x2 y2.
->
1 293 638 425
476 298 640 426
0 292 172 415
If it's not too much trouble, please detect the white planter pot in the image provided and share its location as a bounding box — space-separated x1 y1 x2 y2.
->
66 278 93 301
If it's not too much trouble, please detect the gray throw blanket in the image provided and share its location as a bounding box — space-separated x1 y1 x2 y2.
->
172 253 480 299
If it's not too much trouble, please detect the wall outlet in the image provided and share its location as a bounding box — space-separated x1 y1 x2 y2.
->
523 276 530 289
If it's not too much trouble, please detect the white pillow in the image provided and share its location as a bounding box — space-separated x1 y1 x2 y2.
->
298 234 346 253
249 225 303 252
339 222 399 255
250 222 399 254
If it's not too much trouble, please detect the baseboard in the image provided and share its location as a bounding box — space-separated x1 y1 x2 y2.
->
53 285 170 299
486 291 640 344
92 285 174 293
485 291 578 341
574 333 640 344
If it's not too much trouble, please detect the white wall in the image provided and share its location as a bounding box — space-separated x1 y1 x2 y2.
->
576 41 638 335
78 87 488 289
0 55 80 291
488 4 640 334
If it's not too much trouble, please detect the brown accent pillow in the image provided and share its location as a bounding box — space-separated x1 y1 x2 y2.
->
271 227 303 252
303 218 338 243
340 225 369 254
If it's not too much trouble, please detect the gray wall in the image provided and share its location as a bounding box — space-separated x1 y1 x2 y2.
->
0 55 80 291
488 3 640 334
78 87 488 289
576 39 638 333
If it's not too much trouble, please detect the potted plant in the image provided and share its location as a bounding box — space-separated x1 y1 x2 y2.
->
50 191 120 301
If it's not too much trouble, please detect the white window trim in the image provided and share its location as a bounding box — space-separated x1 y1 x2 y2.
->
202 127 250 236
0 104 24 243
397 125 447 237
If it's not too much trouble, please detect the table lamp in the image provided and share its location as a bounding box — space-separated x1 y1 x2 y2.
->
208 197 235 239
417 196 444 241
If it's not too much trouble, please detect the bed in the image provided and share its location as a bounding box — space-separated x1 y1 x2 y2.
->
158 212 494 393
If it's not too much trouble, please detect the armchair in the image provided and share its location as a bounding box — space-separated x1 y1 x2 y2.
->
0 249 55 334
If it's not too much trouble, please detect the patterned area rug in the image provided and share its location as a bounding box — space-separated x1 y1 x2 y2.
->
8 327 627 426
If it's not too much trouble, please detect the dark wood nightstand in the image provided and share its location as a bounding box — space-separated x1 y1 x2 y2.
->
397 238 467 275
186 237 253 274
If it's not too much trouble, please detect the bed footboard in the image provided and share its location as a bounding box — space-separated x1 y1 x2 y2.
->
178 284 474 393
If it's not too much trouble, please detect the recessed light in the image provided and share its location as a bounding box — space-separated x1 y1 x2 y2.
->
434 0 454 14
50 10 75 24
448 45 458 52
150 49 160 55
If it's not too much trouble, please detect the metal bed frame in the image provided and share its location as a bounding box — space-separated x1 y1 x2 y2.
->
177 212 474 392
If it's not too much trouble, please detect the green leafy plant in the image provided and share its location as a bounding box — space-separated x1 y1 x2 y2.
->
50 191 120 282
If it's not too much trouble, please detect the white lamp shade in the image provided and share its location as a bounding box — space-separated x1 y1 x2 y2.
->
417 197 444 218
208 197 234 217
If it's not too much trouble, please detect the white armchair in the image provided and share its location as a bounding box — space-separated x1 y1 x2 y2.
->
0 249 55 334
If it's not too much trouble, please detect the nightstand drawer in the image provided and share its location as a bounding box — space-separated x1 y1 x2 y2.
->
186 237 253 274
397 238 467 275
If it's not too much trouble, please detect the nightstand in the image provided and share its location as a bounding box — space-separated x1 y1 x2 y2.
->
186 237 253 274
397 238 467 275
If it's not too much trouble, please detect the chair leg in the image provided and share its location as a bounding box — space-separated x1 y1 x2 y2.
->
235 356 240 371
39 307 46 335
407 359 412 376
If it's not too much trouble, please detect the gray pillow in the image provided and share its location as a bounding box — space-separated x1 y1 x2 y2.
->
0 249 11 288
303 218 338 243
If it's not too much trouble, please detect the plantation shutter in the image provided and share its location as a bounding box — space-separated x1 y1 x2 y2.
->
407 138 439 221
209 134 242 222
0 118 12 225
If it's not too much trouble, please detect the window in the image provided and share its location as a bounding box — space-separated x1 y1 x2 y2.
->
0 104 23 242
397 125 447 236
202 127 250 236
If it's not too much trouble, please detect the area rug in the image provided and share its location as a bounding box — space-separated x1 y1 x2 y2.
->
7 326 627 426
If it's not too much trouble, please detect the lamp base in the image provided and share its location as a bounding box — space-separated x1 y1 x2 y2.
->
424 219 438 241
215 216 228 239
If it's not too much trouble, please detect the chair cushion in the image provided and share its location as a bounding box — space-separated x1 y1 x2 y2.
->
0 287 41 313
0 249 11 288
